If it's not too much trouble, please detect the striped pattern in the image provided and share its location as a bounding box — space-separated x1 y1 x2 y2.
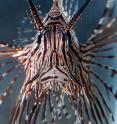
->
0 0 117 124
88 0 116 41
64 0 92 32
27 0 43 31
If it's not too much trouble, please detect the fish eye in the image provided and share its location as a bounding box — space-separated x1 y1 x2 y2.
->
35 32 42 44
49 15 60 20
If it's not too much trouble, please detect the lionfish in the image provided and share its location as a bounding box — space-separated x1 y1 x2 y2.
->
0 0 117 123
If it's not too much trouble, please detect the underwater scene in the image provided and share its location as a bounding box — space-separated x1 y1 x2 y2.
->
0 0 117 124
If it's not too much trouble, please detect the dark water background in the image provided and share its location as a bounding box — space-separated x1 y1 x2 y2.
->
0 0 117 124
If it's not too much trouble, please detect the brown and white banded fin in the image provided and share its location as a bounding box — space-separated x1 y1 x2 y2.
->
0 41 23 60
70 66 113 124
0 85 13 106
49 92 57 124
62 0 79 21
89 70 117 101
10 94 28 124
27 101 41 124
64 0 92 32
0 63 21 81
88 0 116 41
0 52 24 106
14 3 44 46
0 41 20 49
0 70 22 106
0 41 32 108
78 16 117 123
92 82 115 121
80 17 117 52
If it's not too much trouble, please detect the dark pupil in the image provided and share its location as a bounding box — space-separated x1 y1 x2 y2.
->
37 34 42 44
50 16 59 20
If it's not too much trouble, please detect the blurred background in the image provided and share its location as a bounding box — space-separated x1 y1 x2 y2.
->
0 0 117 124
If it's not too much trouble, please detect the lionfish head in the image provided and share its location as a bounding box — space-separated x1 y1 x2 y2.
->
27 0 91 32
49 0 61 16
44 0 66 27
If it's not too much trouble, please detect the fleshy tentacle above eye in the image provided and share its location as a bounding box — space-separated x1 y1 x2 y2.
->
27 0 44 31
64 0 92 32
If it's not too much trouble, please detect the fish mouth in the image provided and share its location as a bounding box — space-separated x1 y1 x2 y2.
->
25 66 70 86
40 66 69 82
